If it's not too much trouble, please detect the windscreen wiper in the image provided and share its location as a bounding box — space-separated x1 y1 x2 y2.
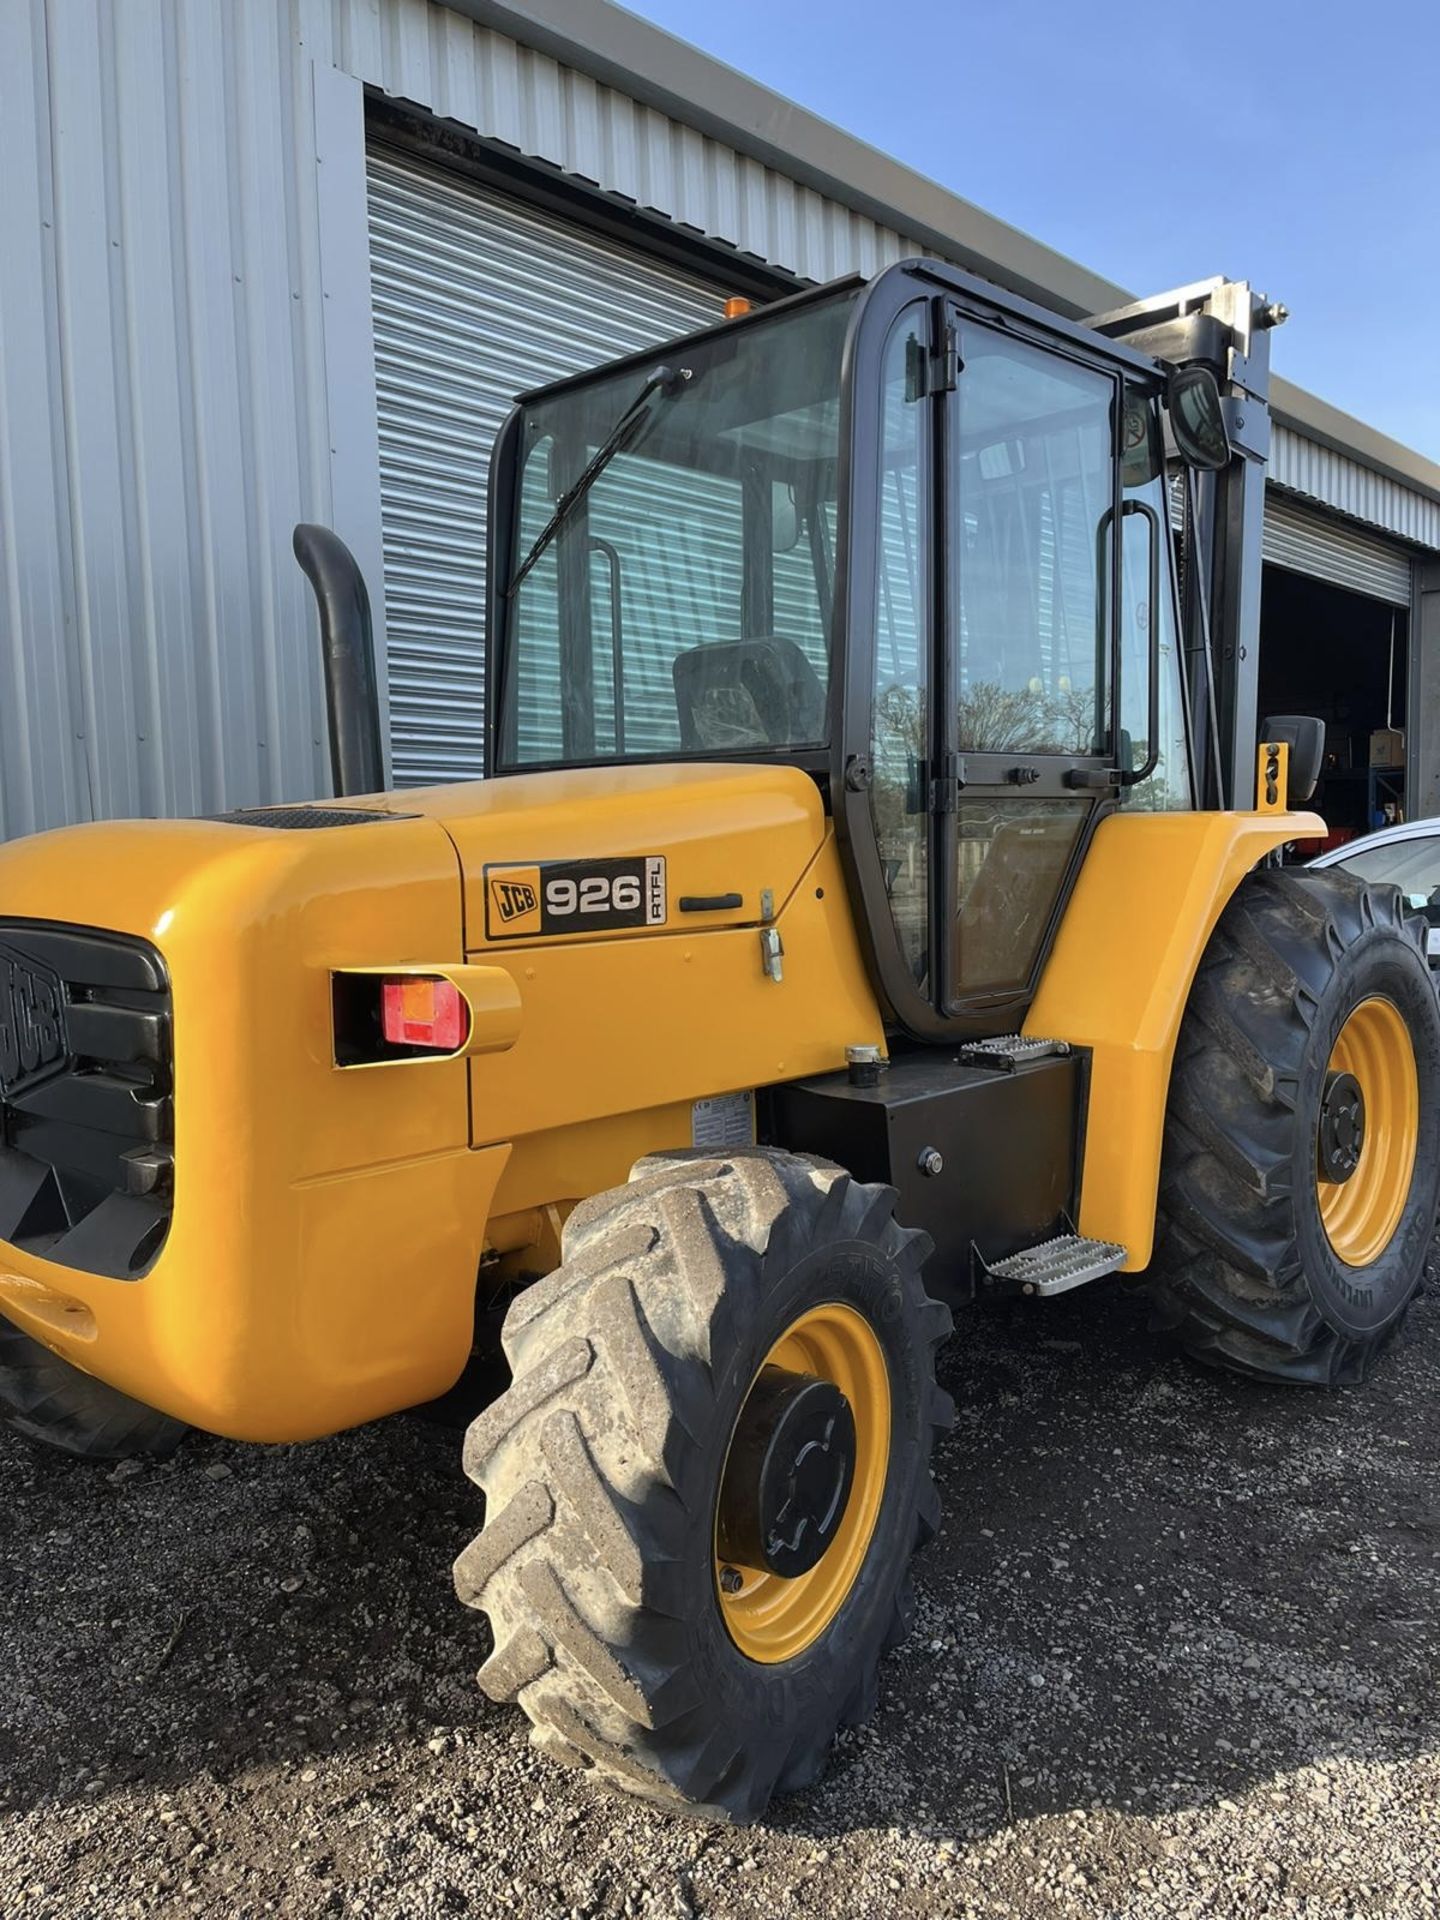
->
507 363 691 596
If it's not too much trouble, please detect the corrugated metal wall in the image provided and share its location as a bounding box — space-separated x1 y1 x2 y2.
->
0 0 921 837
1273 425 1440 551
0 0 340 840
332 0 919 284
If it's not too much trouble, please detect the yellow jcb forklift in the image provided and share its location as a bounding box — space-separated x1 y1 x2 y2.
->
2 262 1436 1821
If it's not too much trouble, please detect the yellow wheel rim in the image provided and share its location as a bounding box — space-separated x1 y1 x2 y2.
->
715 1303 891 1665
1318 996 1419 1268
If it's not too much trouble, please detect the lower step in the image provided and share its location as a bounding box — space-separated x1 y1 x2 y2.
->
957 1033 1070 1072
984 1233 1127 1297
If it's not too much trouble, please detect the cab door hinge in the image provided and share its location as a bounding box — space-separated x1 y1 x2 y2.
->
929 321 960 395
907 323 960 399
929 752 966 813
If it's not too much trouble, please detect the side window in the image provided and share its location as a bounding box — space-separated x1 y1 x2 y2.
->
869 312 930 981
772 483 833 680
502 292 851 769
1118 394 1192 809
508 434 567 761
585 453 744 754
954 333 1114 756
950 797 1089 998
508 445 747 762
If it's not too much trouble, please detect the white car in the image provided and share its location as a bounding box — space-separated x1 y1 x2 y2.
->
1309 820 1440 962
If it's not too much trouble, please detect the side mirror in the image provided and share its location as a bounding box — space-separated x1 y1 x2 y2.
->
1261 713 1325 806
1167 364 1231 471
771 481 801 554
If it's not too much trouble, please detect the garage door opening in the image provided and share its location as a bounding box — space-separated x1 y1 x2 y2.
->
1259 563 1408 851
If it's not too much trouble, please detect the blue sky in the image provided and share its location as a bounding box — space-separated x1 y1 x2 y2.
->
625 0 1440 461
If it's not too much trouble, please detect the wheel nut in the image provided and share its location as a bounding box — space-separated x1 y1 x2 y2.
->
719 1566 743 1594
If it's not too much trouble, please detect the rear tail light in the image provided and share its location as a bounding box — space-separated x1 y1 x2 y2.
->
381 976 467 1051
332 971 472 1066
331 964 520 1068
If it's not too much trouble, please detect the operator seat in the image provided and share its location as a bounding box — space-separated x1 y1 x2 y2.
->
672 637 827 752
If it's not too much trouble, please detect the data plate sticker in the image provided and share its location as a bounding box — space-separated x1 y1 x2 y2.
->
485 856 667 939
691 1090 755 1150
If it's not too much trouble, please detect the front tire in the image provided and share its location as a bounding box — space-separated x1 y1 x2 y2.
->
455 1149 952 1822
1148 868 1440 1384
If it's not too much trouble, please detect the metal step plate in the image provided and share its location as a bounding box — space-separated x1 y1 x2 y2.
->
984 1233 1127 1297
957 1034 1070 1072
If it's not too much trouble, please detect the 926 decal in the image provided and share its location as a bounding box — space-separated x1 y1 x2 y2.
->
485 856 666 939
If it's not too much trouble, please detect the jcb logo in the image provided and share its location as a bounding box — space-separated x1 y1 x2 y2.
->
484 855 666 939
0 945 69 1099
494 878 537 923
485 865 543 939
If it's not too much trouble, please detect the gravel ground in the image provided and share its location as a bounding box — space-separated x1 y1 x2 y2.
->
2 1257 1437 1920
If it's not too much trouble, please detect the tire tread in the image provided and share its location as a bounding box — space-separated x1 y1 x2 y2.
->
0 1318 186 1461
456 1147 951 1820
1148 868 1439 1384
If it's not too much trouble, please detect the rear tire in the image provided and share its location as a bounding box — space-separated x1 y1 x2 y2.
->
455 1148 952 1822
1148 868 1440 1384
0 1317 188 1459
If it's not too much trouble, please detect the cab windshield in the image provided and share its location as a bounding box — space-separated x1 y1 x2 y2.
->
496 290 857 769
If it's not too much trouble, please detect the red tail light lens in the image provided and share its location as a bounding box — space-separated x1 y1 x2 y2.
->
381 976 467 1052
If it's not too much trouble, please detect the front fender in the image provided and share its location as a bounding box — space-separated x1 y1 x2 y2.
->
1025 809 1324 1268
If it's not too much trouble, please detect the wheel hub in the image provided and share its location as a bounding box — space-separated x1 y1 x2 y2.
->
716 1365 856 1579
1318 1069 1366 1183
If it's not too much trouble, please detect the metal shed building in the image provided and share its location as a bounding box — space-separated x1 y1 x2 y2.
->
5 0 1440 839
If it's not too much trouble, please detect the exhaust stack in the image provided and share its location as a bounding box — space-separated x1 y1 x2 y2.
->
292 523 385 798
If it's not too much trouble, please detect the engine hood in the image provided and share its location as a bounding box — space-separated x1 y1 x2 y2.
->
0 760 828 979
376 761 829 949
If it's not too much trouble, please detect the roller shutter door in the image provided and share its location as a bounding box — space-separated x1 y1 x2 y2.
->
1263 493 1413 606
1170 473 1412 609
366 146 726 784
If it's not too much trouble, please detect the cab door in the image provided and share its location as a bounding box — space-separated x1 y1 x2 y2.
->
845 284 1145 1041
936 308 1122 1027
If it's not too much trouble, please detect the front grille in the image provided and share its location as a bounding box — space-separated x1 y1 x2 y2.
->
0 920 173 1279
